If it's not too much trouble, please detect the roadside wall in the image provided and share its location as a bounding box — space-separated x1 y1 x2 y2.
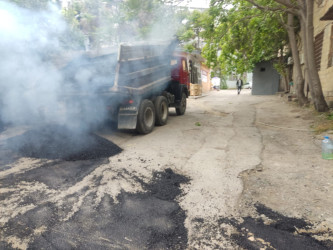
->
227 80 237 89
200 64 211 93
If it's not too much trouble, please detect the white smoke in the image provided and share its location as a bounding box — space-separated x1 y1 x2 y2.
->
0 2 66 126
0 1 182 134
0 1 112 133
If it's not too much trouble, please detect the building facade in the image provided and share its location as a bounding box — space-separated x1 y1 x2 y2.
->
314 1 333 107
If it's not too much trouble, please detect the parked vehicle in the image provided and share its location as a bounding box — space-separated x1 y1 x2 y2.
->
244 82 252 89
62 40 191 134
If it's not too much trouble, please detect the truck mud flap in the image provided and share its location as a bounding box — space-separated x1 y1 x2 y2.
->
118 106 138 130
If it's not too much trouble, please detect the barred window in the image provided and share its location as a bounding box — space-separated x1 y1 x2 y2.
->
314 31 324 70
328 25 333 68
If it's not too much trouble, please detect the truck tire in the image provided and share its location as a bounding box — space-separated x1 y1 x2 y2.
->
136 99 155 134
176 92 186 116
154 96 169 126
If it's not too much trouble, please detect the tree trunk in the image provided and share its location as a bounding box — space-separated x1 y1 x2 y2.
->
277 50 289 92
300 19 315 100
283 73 289 92
304 0 328 111
287 13 307 105
247 0 328 111
287 64 294 93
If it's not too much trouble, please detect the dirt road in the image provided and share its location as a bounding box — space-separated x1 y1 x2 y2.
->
0 89 332 249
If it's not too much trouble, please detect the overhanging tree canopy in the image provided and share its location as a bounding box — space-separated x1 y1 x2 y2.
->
246 0 328 111
212 0 287 75
180 0 328 112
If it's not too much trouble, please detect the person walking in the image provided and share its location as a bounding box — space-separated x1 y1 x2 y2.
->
236 78 243 95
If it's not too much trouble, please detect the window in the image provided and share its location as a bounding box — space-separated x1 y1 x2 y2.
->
314 31 324 71
328 25 333 68
182 59 187 72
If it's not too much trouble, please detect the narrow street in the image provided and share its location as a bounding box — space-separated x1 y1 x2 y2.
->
0 89 332 249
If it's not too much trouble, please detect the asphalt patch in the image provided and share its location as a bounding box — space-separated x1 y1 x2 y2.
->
0 159 107 190
1 168 190 249
144 168 188 200
6 125 122 161
0 144 20 168
218 203 333 249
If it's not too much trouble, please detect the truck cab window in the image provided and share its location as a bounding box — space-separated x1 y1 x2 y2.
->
182 60 187 72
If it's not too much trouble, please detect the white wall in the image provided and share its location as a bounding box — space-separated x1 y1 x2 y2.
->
227 80 237 88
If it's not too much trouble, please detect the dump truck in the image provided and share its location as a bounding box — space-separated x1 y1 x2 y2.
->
62 40 191 134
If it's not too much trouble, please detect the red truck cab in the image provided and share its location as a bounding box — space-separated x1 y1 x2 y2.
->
171 56 190 89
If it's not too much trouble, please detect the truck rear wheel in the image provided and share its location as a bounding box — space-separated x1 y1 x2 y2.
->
176 92 186 115
136 99 155 134
154 96 169 126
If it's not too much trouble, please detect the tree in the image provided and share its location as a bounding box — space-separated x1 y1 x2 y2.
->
244 0 308 105
246 0 328 111
61 2 86 49
120 0 184 41
286 13 308 105
177 10 212 52
62 0 126 49
199 0 288 80
8 0 51 10
61 0 186 48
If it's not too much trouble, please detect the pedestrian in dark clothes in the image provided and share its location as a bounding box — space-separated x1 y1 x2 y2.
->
236 78 243 95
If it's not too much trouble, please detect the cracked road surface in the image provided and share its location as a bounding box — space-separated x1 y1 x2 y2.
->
1 89 333 249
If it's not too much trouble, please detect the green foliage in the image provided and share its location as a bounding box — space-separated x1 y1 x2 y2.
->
221 83 228 89
8 0 51 10
120 0 156 38
120 0 183 40
183 43 196 53
178 9 213 52
273 58 288 77
61 0 126 49
7 0 186 48
60 0 186 48
198 0 289 76
61 2 85 49
220 76 228 89
327 112 333 121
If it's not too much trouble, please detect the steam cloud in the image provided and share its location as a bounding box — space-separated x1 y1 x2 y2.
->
0 1 180 134
0 2 61 122
0 1 110 132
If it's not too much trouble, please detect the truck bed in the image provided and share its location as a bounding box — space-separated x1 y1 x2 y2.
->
62 41 175 96
61 53 118 92
111 42 174 97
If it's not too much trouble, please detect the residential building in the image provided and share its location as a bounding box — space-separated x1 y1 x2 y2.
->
314 1 333 107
